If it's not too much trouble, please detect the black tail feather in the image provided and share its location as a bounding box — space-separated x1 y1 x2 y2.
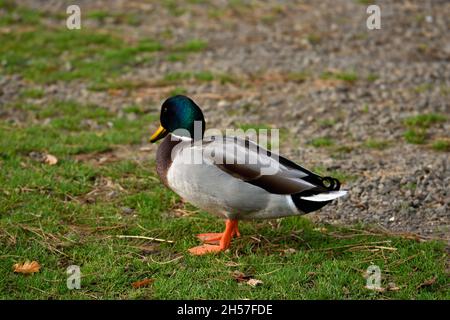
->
290 176 342 214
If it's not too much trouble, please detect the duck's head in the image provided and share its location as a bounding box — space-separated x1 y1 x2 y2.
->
150 95 205 143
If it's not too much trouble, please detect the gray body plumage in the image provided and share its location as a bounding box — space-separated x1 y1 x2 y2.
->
160 135 347 220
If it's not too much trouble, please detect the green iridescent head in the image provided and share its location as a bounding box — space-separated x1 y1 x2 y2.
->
150 95 205 142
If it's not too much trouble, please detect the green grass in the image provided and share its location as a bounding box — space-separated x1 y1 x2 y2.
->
0 0 42 26
0 3 210 87
166 53 188 62
0 100 157 155
366 73 379 82
364 139 390 150
160 71 236 85
309 137 335 148
318 118 337 128
173 39 208 53
320 71 358 84
286 72 309 83
86 11 142 26
432 140 450 152
306 34 322 45
0 29 162 84
403 113 447 146
169 87 188 96
0 98 447 299
20 88 45 99
312 166 357 184
404 113 446 129
403 129 427 145
88 80 148 92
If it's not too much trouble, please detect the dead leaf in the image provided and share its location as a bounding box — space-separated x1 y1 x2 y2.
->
282 248 297 255
386 282 400 291
247 279 263 287
132 278 154 288
43 154 58 165
29 151 58 165
13 261 41 274
416 277 436 290
364 285 385 292
231 270 252 283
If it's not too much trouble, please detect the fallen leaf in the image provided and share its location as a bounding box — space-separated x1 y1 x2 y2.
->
29 151 58 165
231 270 252 283
43 154 58 165
132 278 154 288
364 285 385 292
247 279 263 287
416 277 436 290
282 248 297 255
13 261 40 274
386 282 400 291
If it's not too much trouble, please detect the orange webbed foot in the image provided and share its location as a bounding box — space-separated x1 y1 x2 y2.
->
188 244 223 255
189 219 239 256
196 233 223 244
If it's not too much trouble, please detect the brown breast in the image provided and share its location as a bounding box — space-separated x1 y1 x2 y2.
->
156 135 181 187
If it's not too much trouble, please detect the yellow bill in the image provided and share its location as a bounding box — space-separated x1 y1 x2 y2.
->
150 125 168 143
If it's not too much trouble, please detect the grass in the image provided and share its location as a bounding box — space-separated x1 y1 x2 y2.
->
0 124 447 299
86 11 142 26
306 34 322 45
286 72 309 83
403 129 427 145
173 39 208 53
0 103 447 301
318 118 337 128
312 166 357 184
20 88 45 99
0 2 208 86
403 113 447 147
432 140 450 152
88 80 148 92
0 0 42 26
404 113 446 129
0 3 448 300
309 137 335 148
169 87 188 96
364 139 390 150
320 71 358 84
160 71 236 85
0 29 162 84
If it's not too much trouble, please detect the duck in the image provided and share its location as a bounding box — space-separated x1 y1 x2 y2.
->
149 95 347 255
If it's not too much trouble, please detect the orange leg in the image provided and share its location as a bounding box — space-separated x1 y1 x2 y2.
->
189 219 239 255
196 223 240 244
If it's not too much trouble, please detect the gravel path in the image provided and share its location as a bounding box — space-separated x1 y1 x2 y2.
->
4 0 449 240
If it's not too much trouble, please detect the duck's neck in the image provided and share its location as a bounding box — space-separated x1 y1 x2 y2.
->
156 134 181 187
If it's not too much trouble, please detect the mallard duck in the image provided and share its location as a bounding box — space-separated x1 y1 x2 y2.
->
150 95 347 255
